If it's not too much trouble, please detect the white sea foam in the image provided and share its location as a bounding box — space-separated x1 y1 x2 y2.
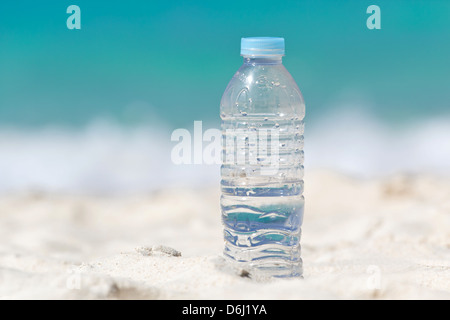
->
306 109 450 177
0 111 449 193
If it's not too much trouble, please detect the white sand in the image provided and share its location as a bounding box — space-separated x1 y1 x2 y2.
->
0 170 449 299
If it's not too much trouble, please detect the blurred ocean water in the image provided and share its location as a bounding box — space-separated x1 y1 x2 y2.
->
1 1 449 127
0 1 449 192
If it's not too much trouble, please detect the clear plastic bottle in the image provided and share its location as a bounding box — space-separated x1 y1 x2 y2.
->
220 37 305 277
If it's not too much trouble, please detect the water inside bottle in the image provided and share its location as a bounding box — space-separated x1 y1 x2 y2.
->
221 114 304 277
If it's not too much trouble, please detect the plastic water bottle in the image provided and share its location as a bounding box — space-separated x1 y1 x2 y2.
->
220 37 305 277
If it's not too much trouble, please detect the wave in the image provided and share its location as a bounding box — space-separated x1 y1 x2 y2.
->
306 109 450 177
0 111 449 193
0 120 219 194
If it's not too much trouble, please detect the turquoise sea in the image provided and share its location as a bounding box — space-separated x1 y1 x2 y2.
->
0 1 449 192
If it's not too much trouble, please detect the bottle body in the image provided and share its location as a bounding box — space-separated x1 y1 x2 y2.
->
220 55 305 277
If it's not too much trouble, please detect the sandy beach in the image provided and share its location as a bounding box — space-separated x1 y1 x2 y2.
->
0 170 448 299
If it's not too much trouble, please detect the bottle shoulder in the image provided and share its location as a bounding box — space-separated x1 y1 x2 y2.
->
220 63 305 118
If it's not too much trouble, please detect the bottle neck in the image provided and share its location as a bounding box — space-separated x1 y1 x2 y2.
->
242 55 283 65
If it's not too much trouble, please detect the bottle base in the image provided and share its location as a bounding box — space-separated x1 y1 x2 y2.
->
223 245 303 278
